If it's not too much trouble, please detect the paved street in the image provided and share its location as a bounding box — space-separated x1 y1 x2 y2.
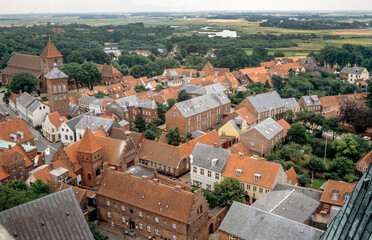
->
0 92 62 163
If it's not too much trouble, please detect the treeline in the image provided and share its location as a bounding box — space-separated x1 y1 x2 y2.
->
314 44 372 70
260 19 371 30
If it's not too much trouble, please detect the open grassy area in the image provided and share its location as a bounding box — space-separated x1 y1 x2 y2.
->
306 178 326 190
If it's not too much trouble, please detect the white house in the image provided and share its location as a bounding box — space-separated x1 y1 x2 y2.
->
75 115 115 141
26 100 50 127
340 67 369 84
60 113 90 146
16 92 35 121
190 143 231 191
42 112 68 142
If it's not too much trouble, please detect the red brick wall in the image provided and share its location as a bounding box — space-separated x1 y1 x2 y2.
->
47 77 69 117
78 150 103 188
240 128 283 155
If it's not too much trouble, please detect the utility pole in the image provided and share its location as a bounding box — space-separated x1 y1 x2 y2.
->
324 136 328 164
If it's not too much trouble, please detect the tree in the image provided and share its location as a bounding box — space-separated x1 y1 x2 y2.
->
177 89 191 102
271 75 286 92
76 62 102 90
29 179 52 196
252 47 269 62
59 63 80 91
143 129 156 140
339 101 372 134
328 156 355 179
322 117 343 140
334 135 359 159
166 127 182 146
155 84 166 92
134 112 146 133
186 132 193 141
93 91 107 99
284 109 295 124
166 98 176 108
287 123 308 145
211 177 245 207
89 222 108 240
298 174 310 187
304 156 325 175
134 84 148 93
9 72 39 94
117 64 129 76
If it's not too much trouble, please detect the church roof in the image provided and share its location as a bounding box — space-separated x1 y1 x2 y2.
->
45 64 68 79
40 40 62 58
77 128 102 153
2 53 41 77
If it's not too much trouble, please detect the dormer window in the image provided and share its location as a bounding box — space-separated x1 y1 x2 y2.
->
236 169 243 176
254 174 261 181
344 193 350 202
331 190 339 201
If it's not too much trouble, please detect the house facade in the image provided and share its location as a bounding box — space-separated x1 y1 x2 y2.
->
339 67 369 84
42 112 68 142
298 95 322 112
355 151 371 175
26 100 50 127
166 92 230 136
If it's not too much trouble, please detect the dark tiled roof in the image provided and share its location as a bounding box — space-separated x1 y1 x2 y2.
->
0 188 94 240
321 166 372 240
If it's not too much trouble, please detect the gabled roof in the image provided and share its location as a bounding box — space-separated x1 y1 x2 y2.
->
247 91 285 112
174 92 230 118
340 66 367 75
319 180 356 206
321 166 372 240
191 143 231 173
222 154 283 189
2 53 41 77
45 65 68 79
115 95 157 110
63 112 91 132
16 92 36 109
282 97 300 109
219 202 323 240
277 119 291 138
235 107 257 125
96 170 197 224
240 67 272 85
40 40 62 58
301 95 321 107
274 183 323 201
251 189 320 223
0 188 94 240
285 167 298 185
8 93 20 104
75 115 115 133
139 139 180 168
251 117 283 140
27 99 45 113
228 143 252 157
0 118 33 143
77 128 102 153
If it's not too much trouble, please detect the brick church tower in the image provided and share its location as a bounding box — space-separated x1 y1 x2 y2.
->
77 129 103 188
40 40 63 92
45 64 69 117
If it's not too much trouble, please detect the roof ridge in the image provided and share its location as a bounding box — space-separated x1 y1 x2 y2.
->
269 189 295 212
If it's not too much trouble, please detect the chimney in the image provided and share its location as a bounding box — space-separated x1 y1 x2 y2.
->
109 166 115 173
175 185 182 192
8 144 12 149
125 131 131 137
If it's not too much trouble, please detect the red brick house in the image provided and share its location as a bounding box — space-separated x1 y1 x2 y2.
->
96 168 209 240
298 95 322 112
355 151 371 175
97 64 123 85
318 180 356 214
166 92 230 136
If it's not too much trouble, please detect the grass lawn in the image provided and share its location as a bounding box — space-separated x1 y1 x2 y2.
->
307 178 326 190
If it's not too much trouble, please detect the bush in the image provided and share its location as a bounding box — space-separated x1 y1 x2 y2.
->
298 174 310 187
325 172 339 180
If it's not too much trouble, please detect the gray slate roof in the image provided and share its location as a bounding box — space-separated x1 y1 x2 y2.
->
192 83 228 95
251 189 320 223
191 130 206 139
69 102 80 116
64 112 92 132
16 92 35 109
0 188 94 240
175 92 230 118
78 95 105 105
219 202 323 240
273 183 323 201
45 65 69 79
179 83 201 94
126 165 156 178
75 115 115 133
254 117 283 140
301 95 321 107
340 66 367 75
321 165 372 240
27 99 45 113
247 91 285 112
191 143 231 173
282 97 300 109
116 95 157 110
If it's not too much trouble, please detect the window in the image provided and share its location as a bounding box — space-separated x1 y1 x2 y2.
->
106 200 110 206
208 171 211 177
200 169 204 175
122 216 125 223
259 188 263 193
20 171 23 178
11 165 15 172
323 204 329 211
266 189 270 193
241 183 244 188
147 225 151 232
253 186 257 192
173 235 177 240
172 223 177 229
155 217 159 223
18 162 22 168
107 211 111 218
250 141 254 146
247 184 251 190
139 211 143 217
229 236 235 240
193 166 197 173
120 205 125 211
163 221 167 226
155 228 159 235
139 223 143 229
215 173 220 180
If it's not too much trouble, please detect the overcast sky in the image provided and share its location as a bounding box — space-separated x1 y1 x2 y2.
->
0 0 372 14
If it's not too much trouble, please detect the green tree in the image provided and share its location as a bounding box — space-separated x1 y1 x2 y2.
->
89 222 108 240
343 173 357 183
211 177 245 207
304 156 325 175
298 174 310 187
166 127 182 146
328 156 355 179
334 135 359 159
117 64 129 76
29 179 52 196
93 91 107 99
322 117 343 140
59 62 80 91
252 47 269 62
9 72 39 94
76 62 102 90
134 112 146 133
143 129 156 140
287 123 308 145
271 75 286 92
186 132 193 141
166 98 176 108
155 84 166 92
177 89 191 102
134 84 148 93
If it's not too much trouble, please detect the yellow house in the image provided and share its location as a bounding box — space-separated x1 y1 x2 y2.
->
218 107 258 140
222 153 288 204
283 98 301 113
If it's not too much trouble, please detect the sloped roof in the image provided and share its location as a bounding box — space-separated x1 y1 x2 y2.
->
340 66 366 75
0 188 94 240
2 53 41 77
301 95 321 107
116 95 157 110
222 154 283 189
96 170 197 223
277 119 291 138
228 143 252 157
40 40 62 57
251 189 320 223
219 202 323 240
95 136 126 167
285 167 298 185
235 107 257 125
240 67 272 85
139 139 180 168
247 91 284 112
0 118 33 143
321 166 372 240
16 92 35 109
77 128 102 153
320 180 356 206
75 115 115 133
44 65 68 79
8 93 20 104
252 117 283 140
27 100 44 113
191 143 231 173
274 183 323 201
47 112 67 127
282 97 300 109
175 92 230 118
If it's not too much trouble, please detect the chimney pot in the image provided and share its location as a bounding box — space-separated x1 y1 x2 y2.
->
109 166 115 172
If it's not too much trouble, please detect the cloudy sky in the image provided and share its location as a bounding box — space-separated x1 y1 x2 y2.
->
0 0 372 14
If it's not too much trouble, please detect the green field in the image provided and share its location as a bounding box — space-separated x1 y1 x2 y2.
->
306 178 326 190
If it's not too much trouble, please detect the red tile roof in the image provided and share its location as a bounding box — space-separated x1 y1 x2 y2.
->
277 119 291 138
0 118 33 143
285 167 298 185
228 143 252 157
240 67 272 85
40 40 62 58
235 107 257 125
47 112 68 128
77 129 102 153
320 180 356 206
